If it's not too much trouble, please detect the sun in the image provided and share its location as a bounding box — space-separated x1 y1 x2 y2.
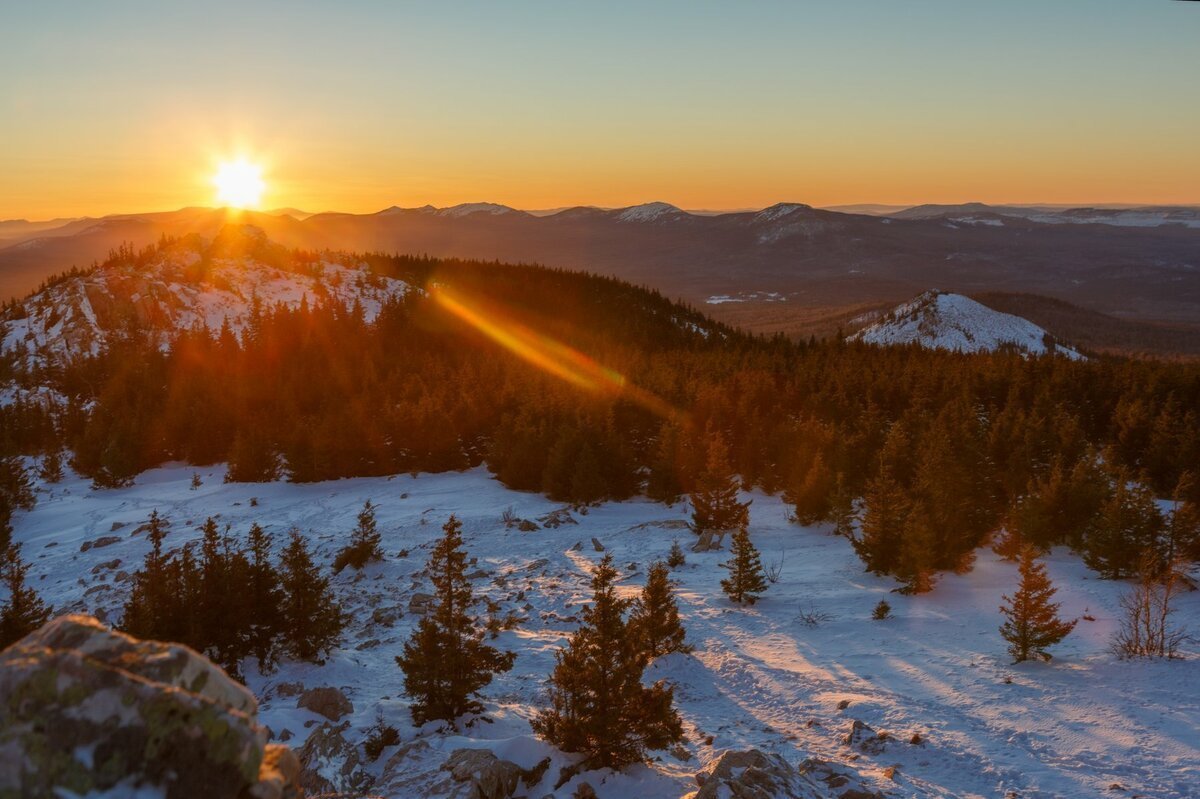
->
213 159 265 209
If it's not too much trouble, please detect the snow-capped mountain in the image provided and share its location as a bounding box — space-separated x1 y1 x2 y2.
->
852 290 1084 358
615 201 684 223
0 225 411 367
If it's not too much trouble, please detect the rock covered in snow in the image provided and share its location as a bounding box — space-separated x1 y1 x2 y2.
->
298 721 370 795
851 290 1084 358
0 614 300 799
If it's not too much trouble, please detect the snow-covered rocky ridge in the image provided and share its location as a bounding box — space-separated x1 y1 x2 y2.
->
0 227 412 367
12 463 1198 798
852 290 1084 359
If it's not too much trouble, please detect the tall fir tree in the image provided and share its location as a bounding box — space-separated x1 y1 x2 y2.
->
784 452 834 525
828 472 857 539
279 530 345 662
0 544 52 649
245 523 284 670
721 528 768 605
121 509 172 641
999 547 1076 662
628 561 691 660
1083 475 1162 579
38 450 64 484
397 515 515 725
335 499 384 573
690 430 749 538
533 555 683 769
854 468 909 575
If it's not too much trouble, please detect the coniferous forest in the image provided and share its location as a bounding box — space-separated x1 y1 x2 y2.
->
2 236 1199 594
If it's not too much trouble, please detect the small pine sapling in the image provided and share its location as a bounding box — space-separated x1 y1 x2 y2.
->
666 539 686 568
999 547 1076 662
721 528 767 605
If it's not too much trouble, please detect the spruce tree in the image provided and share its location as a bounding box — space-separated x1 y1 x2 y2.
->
666 539 686 568
897 500 938 594
855 469 909 575
721 528 767 605
279 530 345 662
828 472 856 539
397 515 515 725
198 518 241 671
38 450 64 484
122 510 171 641
999 548 1076 662
784 452 834 525
0 544 52 649
690 431 749 539
533 555 683 769
629 561 691 660
0 457 34 550
335 499 384 572
1083 476 1162 579
246 523 283 670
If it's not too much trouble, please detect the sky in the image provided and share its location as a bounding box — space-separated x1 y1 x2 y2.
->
2 0 1199 219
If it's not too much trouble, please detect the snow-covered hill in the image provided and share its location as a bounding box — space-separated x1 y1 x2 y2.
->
10 463 1199 798
852 290 1084 358
0 226 412 367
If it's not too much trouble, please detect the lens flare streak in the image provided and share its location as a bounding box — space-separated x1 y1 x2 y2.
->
431 285 676 419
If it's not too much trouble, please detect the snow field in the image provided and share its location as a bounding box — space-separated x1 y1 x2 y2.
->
10 464 1199 798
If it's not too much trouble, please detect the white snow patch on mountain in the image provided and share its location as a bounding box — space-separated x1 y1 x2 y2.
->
1 248 411 367
437 203 515 218
852 290 1084 358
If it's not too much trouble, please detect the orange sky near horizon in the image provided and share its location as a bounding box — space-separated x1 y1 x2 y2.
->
3 2 1198 220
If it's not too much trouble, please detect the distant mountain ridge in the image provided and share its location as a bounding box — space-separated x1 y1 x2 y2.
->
2 201 1198 350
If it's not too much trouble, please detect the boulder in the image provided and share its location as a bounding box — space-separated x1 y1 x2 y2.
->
79 535 121 552
409 592 436 614
842 720 889 755
591 537 605 552
298 721 370 795
298 685 353 720
0 614 300 799
443 748 523 799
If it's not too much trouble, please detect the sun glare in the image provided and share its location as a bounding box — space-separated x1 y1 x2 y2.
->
213 159 265 209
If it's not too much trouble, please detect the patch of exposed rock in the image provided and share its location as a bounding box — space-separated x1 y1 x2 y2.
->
297 685 353 720
694 748 883 799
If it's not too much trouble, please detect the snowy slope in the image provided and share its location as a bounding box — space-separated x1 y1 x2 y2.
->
10 464 1198 798
852 290 1084 359
0 235 411 367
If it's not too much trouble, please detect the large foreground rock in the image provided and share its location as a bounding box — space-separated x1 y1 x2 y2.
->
0 614 301 799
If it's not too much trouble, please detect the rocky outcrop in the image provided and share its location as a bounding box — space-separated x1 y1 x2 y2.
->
0 614 300 799
442 748 522 799
297 685 353 721
693 749 883 799
842 719 890 755
297 721 370 795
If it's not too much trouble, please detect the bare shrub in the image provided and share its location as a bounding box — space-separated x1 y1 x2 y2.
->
798 604 833 627
1111 558 1191 659
766 550 786 584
